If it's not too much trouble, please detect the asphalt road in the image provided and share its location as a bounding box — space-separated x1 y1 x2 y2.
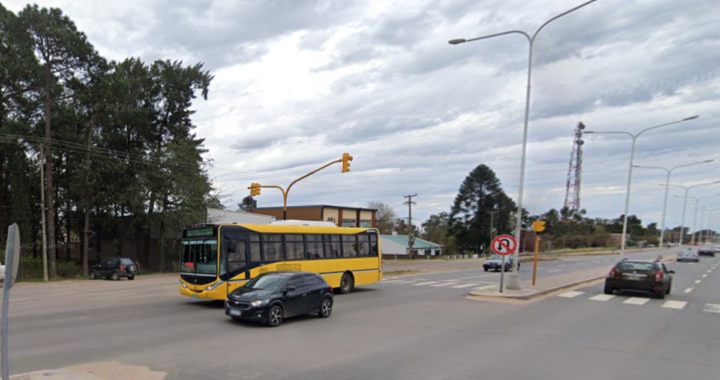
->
2 250 719 379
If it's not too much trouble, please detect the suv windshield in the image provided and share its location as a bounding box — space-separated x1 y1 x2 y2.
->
244 274 288 290
181 239 218 275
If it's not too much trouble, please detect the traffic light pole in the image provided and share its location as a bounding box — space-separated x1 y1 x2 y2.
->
532 233 540 285
250 155 352 220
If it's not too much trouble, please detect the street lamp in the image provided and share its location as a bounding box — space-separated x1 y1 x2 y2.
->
448 0 598 290
633 159 713 246
664 180 720 245
685 195 720 245
584 115 700 258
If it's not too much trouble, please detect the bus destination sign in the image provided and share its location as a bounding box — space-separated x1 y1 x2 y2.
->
186 227 214 237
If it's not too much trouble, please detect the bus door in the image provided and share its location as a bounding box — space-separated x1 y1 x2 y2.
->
224 237 250 295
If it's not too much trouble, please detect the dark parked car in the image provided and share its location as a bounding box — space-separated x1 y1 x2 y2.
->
225 271 334 327
90 257 137 280
483 254 520 272
604 260 674 299
698 245 716 257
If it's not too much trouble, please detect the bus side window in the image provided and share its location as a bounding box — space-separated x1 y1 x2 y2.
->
324 235 340 258
306 235 323 259
249 233 262 262
228 240 247 274
342 235 358 258
357 235 370 257
285 234 305 261
263 234 283 261
369 234 379 256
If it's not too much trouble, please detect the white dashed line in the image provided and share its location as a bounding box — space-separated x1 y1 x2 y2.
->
451 283 480 289
558 291 585 298
703 304 720 314
708 270 713 273
702 274 707 278
414 281 439 286
380 280 404 284
589 294 615 301
624 297 650 305
684 288 693 293
430 282 460 287
695 280 702 284
662 301 688 310
390 280 415 284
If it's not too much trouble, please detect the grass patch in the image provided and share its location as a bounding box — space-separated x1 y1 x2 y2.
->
384 270 419 277
520 256 559 263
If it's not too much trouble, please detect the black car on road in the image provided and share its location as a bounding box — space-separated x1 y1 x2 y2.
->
90 257 137 281
225 271 334 327
604 260 674 299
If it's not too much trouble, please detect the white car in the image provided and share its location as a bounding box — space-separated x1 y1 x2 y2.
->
677 249 699 262
714 245 720 254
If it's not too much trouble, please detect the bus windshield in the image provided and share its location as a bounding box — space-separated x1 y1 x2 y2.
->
182 239 218 276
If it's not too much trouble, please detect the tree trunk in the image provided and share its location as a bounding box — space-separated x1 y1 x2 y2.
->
44 66 57 278
82 114 93 277
142 196 155 270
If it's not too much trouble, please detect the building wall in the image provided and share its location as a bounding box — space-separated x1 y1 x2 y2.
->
251 206 377 228
359 210 373 228
380 238 408 255
251 207 322 221
323 208 340 225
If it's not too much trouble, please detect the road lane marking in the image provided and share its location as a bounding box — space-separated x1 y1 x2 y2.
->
708 270 713 273
684 288 693 293
389 280 415 284
703 304 720 313
662 301 687 310
623 297 650 305
695 280 702 284
380 280 405 284
414 281 439 286
702 274 707 278
589 294 615 301
451 283 480 289
430 282 460 287
558 291 584 298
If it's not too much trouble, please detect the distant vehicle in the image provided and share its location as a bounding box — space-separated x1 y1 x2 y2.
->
224 271 333 327
646 244 656 248
483 254 520 272
714 245 720 254
698 245 716 257
604 260 674 299
90 257 137 280
677 249 699 263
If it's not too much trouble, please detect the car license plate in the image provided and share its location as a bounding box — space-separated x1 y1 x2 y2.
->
229 309 241 317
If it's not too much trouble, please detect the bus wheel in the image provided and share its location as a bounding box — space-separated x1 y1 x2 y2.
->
339 272 354 294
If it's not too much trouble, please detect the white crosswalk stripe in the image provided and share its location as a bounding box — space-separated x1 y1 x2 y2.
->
473 285 496 291
430 282 460 287
558 291 584 298
589 294 615 301
414 281 439 286
662 301 687 310
704 304 720 314
623 297 650 305
451 283 480 289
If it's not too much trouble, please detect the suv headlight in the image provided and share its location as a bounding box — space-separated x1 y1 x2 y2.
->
205 280 225 291
250 299 270 308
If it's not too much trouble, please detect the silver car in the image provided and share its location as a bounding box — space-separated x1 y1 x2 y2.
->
677 249 699 262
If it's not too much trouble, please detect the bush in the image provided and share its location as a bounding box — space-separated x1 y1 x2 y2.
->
18 256 43 281
56 261 82 278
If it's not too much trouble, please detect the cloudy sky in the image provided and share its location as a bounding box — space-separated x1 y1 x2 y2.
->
6 0 720 232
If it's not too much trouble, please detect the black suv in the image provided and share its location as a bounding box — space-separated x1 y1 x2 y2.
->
90 257 138 281
225 271 334 327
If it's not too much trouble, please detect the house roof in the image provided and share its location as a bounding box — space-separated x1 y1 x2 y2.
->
380 235 440 249
252 205 377 212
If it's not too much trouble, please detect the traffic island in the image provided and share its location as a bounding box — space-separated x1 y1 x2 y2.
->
468 257 676 302
9 362 166 380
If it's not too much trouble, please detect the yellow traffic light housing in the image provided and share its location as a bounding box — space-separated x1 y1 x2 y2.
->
532 220 546 232
249 183 262 196
341 153 353 173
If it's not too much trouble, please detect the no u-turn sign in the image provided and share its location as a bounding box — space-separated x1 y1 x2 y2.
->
491 235 517 256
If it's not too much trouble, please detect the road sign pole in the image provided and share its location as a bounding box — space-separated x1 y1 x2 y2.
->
499 255 506 293
3 223 20 380
532 233 540 286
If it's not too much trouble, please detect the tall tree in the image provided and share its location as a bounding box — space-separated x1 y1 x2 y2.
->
368 201 397 234
448 164 516 253
18 4 99 278
238 196 257 211
421 212 449 244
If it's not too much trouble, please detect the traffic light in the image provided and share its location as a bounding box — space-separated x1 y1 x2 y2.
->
249 183 261 196
341 153 353 173
532 220 546 232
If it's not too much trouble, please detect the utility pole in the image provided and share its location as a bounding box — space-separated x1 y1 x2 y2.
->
40 144 48 282
404 194 417 260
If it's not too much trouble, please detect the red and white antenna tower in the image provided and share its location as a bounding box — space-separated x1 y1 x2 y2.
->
563 122 585 213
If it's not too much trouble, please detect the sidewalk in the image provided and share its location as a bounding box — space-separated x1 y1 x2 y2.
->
9 362 166 380
468 256 675 301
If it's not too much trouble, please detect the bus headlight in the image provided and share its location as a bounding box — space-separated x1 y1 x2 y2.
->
205 280 225 292
180 280 188 289
251 299 270 308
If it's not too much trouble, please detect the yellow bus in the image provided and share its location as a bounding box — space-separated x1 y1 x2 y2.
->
179 222 382 300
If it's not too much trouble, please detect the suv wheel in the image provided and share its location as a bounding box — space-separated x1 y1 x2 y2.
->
89 271 96 280
110 271 120 281
603 284 614 295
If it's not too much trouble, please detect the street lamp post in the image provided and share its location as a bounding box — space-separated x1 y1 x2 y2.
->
633 159 713 247
448 0 598 290
687 195 720 245
584 115 699 258
665 180 720 245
